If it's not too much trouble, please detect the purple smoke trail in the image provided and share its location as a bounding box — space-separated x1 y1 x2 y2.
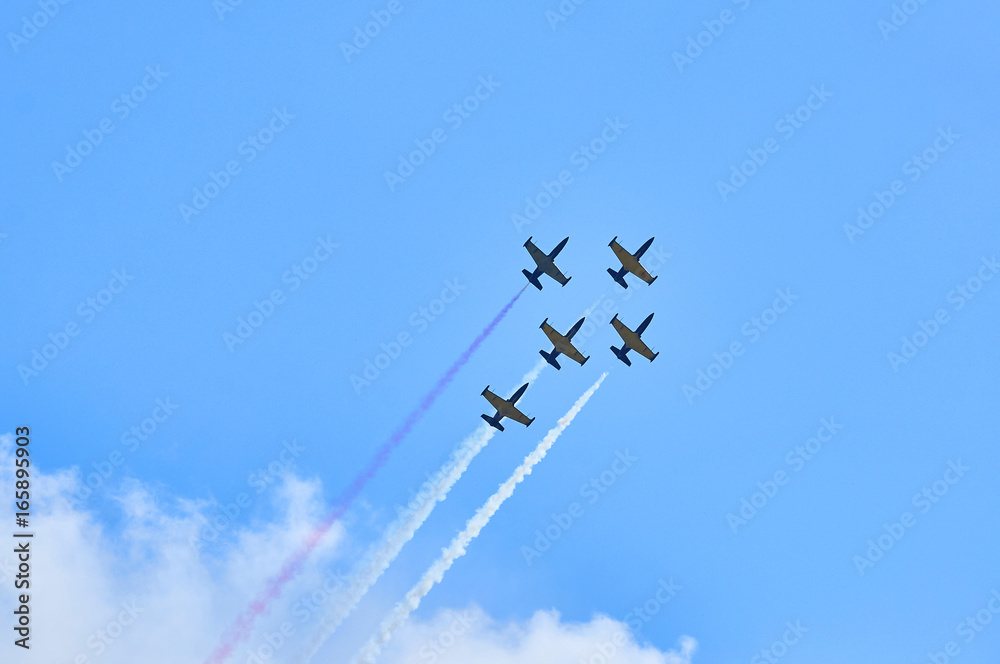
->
204 286 527 664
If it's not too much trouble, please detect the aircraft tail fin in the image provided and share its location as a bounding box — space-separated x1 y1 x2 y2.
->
539 349 562 370
522 268 543 290
607 267 628 289
610 345 632 366
481 413 505 431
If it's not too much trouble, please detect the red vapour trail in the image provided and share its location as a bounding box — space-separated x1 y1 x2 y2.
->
204 286 527 664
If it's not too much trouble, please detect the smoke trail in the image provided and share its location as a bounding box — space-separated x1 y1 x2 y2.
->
297 361 547 661
204 287 527 664
350 372 608 664
295 358 548 664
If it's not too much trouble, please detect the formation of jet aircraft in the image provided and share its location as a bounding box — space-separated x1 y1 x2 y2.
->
481 236 659 430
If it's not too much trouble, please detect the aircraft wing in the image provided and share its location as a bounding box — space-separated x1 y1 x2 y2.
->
548 237 569 258
629 336 657 361
561 341 588 365
525 240 548 267
483 388 506 411
630 263 656 284
636 313 654 336
505 404 533 426
542 262 570 285
541 321 563 345
611 316 629 339
610 241 631 265
635 237 654 259
566 317 585 339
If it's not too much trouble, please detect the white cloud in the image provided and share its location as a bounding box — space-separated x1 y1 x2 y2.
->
378 606 697 664
0 435 695 664
0 434 345 664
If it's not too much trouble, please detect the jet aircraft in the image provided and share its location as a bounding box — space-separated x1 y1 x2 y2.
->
522 236 571 290
610 313 658 366
538 317 590 370
607 236 657 288
481 382 535 431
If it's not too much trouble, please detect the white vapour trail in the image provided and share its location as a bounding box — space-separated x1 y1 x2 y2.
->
350 372 609 664
297 359 547 663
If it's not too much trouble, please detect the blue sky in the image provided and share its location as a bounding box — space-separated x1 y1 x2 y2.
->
2 0 999 662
